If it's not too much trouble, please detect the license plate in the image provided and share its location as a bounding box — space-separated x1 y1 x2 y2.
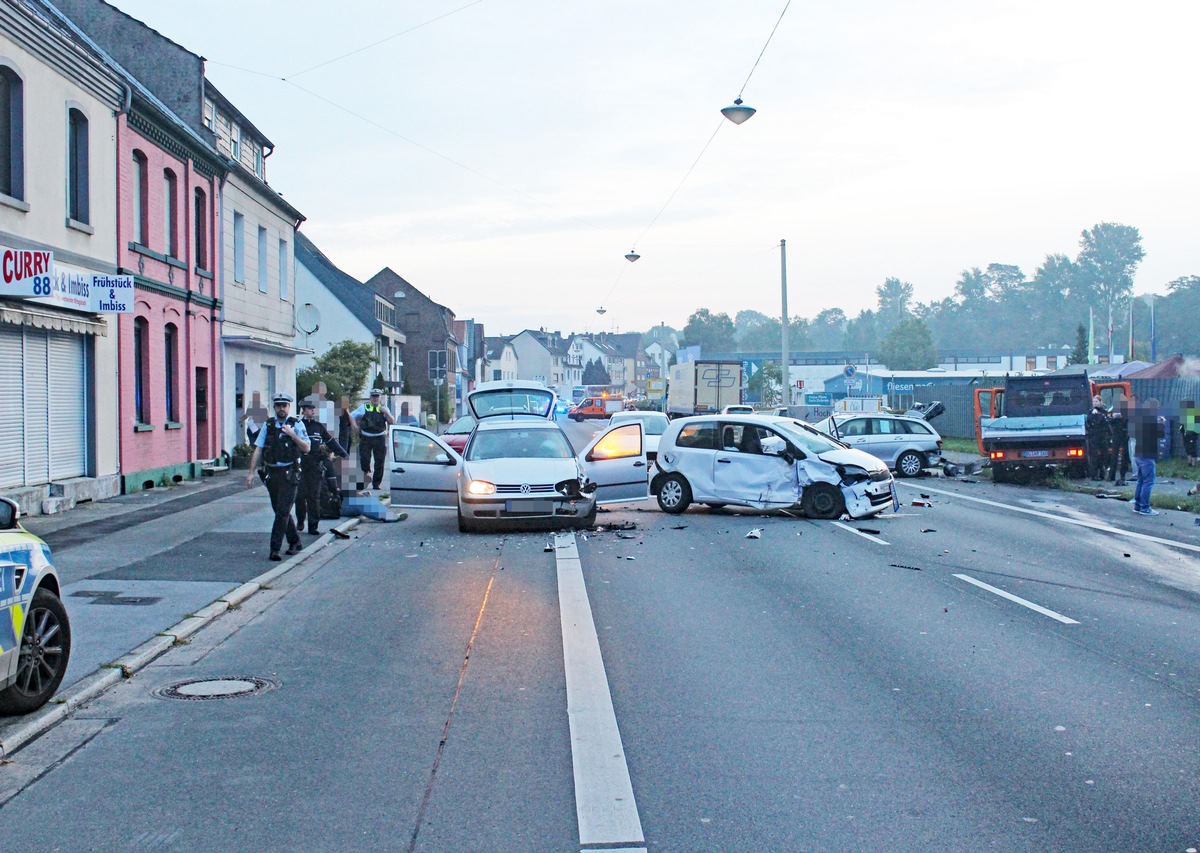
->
889 480 898 507
505 499 554 513
1021 450 1051 458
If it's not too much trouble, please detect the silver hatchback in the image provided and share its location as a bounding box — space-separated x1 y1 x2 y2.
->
810 412 943 477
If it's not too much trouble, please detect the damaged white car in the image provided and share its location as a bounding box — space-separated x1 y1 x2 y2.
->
650 415 896 519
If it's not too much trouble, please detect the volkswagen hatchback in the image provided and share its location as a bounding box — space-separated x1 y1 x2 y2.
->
0 496 71 716
650 415 895 519
810 411 943 477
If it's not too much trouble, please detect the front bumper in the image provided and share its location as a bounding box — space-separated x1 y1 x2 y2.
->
461 494 594 522
843 478 895 519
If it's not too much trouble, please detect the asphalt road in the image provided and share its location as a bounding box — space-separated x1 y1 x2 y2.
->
1 470 1198 852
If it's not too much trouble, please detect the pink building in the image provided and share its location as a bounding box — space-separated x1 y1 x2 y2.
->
113 104 226 491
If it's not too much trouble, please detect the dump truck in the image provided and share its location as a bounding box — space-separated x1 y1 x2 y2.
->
974 372 1131 483
666 360 745 417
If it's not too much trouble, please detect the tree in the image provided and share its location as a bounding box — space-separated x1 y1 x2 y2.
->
582 358 610 385
810 308 847 350
842 309 879 351
681 308 736 354
875 277 914 333
303 340 375 401
1076 222 1145 312
875 317 937 370
734 309 773 349
737 315 811 351
1156 275 1200 358
747 360 782 406
982 263 1025 300
1069 324 1088 365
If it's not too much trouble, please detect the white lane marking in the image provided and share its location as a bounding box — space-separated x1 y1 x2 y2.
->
954 573 1080 625
900 482 1200 554
554 531 646 852
831 521 891 545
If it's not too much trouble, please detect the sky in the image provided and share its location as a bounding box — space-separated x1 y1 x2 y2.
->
106 0 1200 338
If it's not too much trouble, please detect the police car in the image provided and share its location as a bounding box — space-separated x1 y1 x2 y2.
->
0 496 71 715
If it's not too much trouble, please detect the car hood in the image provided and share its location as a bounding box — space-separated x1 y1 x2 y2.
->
816 447 888 473
463 456 580 483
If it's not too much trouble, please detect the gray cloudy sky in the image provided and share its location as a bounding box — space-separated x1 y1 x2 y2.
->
109 0 1200 336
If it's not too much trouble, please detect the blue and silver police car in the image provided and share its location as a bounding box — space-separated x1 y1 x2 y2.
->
0 496 71 716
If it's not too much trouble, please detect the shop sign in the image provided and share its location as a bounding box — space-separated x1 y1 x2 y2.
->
0 246 53 297
29 262 133 313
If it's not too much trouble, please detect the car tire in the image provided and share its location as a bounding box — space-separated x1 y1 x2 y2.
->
655 473 692 514
0 587 72 716
801 482 845 520
896 450 925 478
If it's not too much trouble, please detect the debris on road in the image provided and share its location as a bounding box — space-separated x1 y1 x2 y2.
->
911 500 933 507
1095 493 1129 500
857 528 881 535
670 524 688 530
920 528 937 533
745 528 762 539
889 563 922 571
616 532 638 540
544 543 554 552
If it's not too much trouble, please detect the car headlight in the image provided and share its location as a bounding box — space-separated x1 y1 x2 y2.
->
466 480 496 496
836 465 871 485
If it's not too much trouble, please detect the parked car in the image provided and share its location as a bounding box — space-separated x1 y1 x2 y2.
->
0 496 71 715
720 404 754 415
388 380 649 532
650 415 895 519
609 410 670 461
442 415 476 454
810 411 943 478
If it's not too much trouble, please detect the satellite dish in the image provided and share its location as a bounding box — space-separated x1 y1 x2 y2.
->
296 303 321 334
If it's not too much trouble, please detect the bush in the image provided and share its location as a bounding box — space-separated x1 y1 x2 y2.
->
233 443 253 458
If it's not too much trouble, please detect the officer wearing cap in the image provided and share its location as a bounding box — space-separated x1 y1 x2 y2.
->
245 393 310 560
295 397 348 536
349 389 395 492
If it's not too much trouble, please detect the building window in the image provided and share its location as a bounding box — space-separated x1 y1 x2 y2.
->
254 146 264 179
278 238 288 300
230 124 241 161
163 169 178 257
257 226 268 293
1025 356 1037 372
134 317 150 423
131 150 148 245
0 65 24 200
194 188 208 269
164 324 178 422
67 108 89 223
202 98 215 130
233 211 245 282
264 365 276 401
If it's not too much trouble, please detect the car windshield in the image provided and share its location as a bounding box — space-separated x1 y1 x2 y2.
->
776 420 849 454
470 388 555 419
467 428 574 461
612 414 668 435
446 415 476 435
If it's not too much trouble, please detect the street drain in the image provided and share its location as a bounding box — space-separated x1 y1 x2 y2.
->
153 677 279 701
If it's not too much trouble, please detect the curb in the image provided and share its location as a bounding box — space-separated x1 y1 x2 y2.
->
0 516 363 759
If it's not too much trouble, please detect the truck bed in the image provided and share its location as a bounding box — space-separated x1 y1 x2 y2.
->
980 414 1085 441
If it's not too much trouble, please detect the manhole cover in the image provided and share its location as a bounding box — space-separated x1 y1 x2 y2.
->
152 677 279 701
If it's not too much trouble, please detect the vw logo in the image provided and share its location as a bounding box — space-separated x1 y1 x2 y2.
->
520 483 531 494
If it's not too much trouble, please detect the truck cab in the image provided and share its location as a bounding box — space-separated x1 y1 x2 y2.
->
568 396 624 421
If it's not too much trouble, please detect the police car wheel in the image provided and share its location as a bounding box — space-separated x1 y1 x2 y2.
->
0 588 72 716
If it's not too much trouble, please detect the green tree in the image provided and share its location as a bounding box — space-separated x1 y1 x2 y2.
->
1069 324 1088 364
681 308 736 354
295 366 323 401
1076 222 1145 314
875 277 914 333
843 309 879 351
747 360 782 406
1156 275 1200 358
738 316 811 351
582 358 610 385
810 307 847 350
876 317 937 370
309 340 375 402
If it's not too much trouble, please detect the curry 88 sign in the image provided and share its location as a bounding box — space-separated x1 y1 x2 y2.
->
0 246 133 312
0 246 52 297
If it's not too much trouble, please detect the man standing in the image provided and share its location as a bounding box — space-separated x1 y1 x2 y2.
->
245 393 310 560
350 389 395 492
1085 395 1112 480
1107 404 1130 487
296 398 348 535
1131 397 1164 516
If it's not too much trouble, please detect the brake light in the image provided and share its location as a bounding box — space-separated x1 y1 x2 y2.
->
990 451 1006 460
1067 447 1084 458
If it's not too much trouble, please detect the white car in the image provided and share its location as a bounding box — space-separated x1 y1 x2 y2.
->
650 414 895 519
608 410 670 461
720 404 754 415
810 411 943 478
388 381 649 531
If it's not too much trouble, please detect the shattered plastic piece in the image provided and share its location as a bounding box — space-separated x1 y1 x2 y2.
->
1123 553 1131 558
616 532 637 539
857 528 881 535
670 524 688 530
745 528 762 539
920 528 937 533
911 500 933 507
960 478 978 483
920 493 931 499
889 563 922 571
625 556 636 560
544 544 554 552
1095 493 1128 500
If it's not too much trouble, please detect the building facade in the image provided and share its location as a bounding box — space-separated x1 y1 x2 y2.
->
0 0 125 514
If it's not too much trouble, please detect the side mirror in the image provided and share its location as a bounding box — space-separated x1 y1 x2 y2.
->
435 454 451 464
0 497 17 530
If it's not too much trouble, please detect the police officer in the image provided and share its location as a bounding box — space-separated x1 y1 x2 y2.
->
1085 395 1112 480
350 389 395 492
295 398 348 535
245 393 310 560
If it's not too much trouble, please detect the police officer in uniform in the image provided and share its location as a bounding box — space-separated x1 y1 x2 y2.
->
245 393 310 560
295 398 348 535
350 389 395 492
1085 395 1112 480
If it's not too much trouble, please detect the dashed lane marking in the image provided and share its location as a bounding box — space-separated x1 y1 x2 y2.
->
831 521 891 545
954 573 1080 625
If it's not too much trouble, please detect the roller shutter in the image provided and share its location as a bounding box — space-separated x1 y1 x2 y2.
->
48 332 86 480
0 329 23 488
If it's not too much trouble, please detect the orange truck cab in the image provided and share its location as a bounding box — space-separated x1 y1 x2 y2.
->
973 374 1131 482
569 396 625 421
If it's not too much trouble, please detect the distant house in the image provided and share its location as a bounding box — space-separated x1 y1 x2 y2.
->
510 329 574 398
484 336 519 381
292 232 404 406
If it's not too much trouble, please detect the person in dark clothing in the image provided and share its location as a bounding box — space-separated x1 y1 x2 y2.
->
350 389 396 491
295 399 348 535
338 395 354 455
1085 396 1112 480
245 393 310 559
1107 407 1130 486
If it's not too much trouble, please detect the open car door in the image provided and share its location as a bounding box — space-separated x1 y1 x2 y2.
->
387 425 461 508
578 421 649 504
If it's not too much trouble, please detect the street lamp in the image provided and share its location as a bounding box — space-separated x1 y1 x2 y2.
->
720 98 756 125
779 239 789 407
